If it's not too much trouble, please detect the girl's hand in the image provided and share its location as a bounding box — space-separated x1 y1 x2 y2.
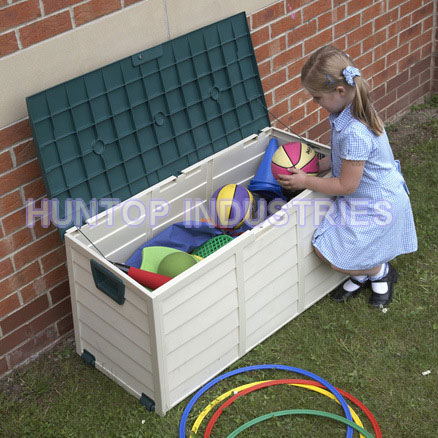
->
276 167 308 191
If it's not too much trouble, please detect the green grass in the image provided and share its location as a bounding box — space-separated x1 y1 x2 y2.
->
1 102 438 437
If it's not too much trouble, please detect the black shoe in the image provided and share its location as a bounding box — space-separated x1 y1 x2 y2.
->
369 263 398 308
331 277 370 303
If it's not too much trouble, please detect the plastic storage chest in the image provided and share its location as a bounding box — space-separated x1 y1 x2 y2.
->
26 13 345 416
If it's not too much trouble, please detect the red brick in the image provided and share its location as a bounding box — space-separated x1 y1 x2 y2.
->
8 325 58 368
0 228 33 260
0 325 29 356
271 14 301 39
399 49 421 73
13 231 61 270
28 297 71 336
374 36 398 62
292 110 319 136
13 140 36 166
351 23 377 48
362 58 386 82
23 178 47 201
0 261 41 300
273 44 302 72
305 99 320 116
374 63 397 88
32 219 58 239
287 57 307 79
42 0 83 15
400 0 422 18
308 118 330 141
264 92 273 109
255 36 286 63
388 15 410 39
374 89 397 113
2 197 19 229
40 245 66 273
386 93 411 119
274 77 301 103
411 3 434 25
57 314 73 336
251 26 269 48
387 70 410 92
347 0 369 16
388 0 402 11
397 75 420 99
387 44 410 68
125 0 142 6
362 29 386 52
288 19 317 47
252 2 285 29
0 31 19 58
2 207 27 235
20 11 72 48
0 357 8 375
304 28 332 55
0 257 14 278
334 14 361 39
258 60 271 79
399 22 422 45
269 100 289 123
0 294 49 335
355 51 373 71
0 119 32 151
362 2 386 25
290 89 309 109
410 29 433 53
410 57 433 78
0 160 41 193
49 280 70 304
0 0 41 33
73 0 121 27
0 150 13 174
421 42 433 59
302 0 331 22
422 15 434 32
0 293 20 319
375 9 399 32
262 68 287 93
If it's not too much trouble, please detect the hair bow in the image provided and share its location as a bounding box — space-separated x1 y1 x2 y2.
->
342 66 361 86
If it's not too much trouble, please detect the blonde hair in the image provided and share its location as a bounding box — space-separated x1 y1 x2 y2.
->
301 45 384 136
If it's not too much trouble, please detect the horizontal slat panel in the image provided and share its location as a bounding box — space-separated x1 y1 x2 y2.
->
80 323 155 398
78 302 152 366
74 264 151 335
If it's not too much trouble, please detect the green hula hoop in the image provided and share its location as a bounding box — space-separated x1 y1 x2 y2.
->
226 409 374 438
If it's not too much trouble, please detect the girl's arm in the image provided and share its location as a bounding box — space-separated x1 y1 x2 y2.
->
277 159 364 196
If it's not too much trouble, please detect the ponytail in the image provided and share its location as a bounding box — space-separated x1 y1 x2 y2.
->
352 76 384 136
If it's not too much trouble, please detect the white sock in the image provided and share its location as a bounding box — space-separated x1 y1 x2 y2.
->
343 274 368 292
370 263 389 294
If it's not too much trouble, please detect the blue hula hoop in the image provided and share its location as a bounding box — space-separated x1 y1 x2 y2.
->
178 364 354 438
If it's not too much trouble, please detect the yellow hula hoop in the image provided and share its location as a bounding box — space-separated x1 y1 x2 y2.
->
190 380 365 438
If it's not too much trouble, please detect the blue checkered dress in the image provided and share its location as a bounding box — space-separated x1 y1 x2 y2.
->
312 105 417 270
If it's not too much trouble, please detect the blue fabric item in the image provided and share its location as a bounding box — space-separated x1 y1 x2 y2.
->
342 66 361 86
125 221 224 268
125 221 254 268
313 104 417 270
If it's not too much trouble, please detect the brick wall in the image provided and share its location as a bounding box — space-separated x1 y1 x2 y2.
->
0 0 143 58
0 0 437 378
250 0 436 145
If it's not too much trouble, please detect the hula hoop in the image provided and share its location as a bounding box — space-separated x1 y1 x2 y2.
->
204 379 371 438
191 378 379 438
178 365 353 438
224 409 374 438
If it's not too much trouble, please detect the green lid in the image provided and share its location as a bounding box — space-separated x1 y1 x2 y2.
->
26 12 269 235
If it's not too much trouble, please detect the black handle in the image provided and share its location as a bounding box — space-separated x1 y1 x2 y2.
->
90 259 125 305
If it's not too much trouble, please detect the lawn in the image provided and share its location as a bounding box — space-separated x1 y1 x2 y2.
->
1 96 437 438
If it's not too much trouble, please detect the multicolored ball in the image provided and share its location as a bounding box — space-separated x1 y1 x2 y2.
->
210 184 254 229
271 142 319 179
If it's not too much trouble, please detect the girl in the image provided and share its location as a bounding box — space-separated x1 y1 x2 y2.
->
277 45 417 307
